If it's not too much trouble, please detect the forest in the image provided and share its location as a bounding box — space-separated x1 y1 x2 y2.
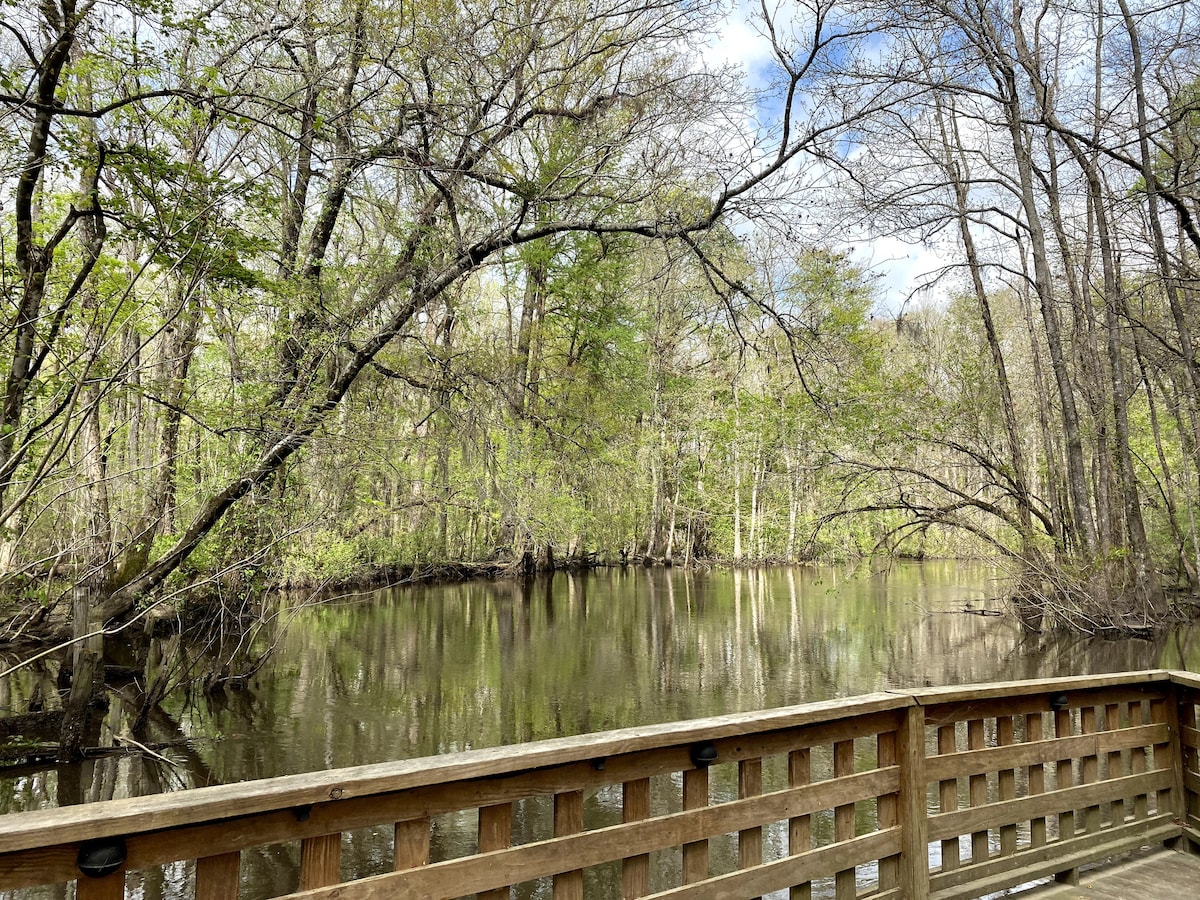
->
1 0 1199 754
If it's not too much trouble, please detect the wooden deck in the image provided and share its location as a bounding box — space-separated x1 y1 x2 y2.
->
1015 846 1200 898
0 669 1199 898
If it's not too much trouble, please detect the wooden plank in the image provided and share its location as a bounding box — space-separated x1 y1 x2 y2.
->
1080 705 1101 834
1054 707 1077 885
876 729 899 892
833 739 855 900
640 829 900 900
923 724 1166 781
997 716 1016 856
1182 724 1200 750
1105 703 1124 826
76 871 125 900
788 747 811 900
286 769 901 899
196 852 240 900
1152 695 1177 819
911 671 1169 706
937 722 959 874
929 812 1178 894
739 757 763 888
0 692 914 856
287 829 902 900
921 683 1170 726
897 705 930 900
0 727 810 891
1181 695 1199 824
478 803 513 900
1026 712 1046 848
967 719 988 865
932 827 1184 900
1170 671 1200 691
393 817 430 870
682 768 708 884
553 791 584 900
928 769 1172 842
623 778 651 899
0 766 897 894
1130 701 1149 820
299 833 341 890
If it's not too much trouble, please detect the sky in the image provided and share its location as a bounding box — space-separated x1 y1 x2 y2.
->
701 2 954 315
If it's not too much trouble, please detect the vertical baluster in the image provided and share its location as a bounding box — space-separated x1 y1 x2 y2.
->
76 871 125 900
682 767 709 883
1130 700 1148 820
789 747 812 900
622 778 651 898
478 803 513 900
1026 712 1046 848
968 719 988 864
834 739 855 900
299 833 342 890
1151 695 1173 819
739 757 763 885
1106 703 1124 827
938 723 959 873
1081 705 1101 835
554 791 584 900
1055 705 1078 885
877 729 899 892
394 817 431 871
196 852 240 900
998 716 1016 856
1180 693 1199 826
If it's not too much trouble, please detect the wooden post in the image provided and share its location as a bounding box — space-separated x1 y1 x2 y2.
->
1131 700 1149 821
968 718 988 864
682 768 709 883
622 778 650 898
394 817 431 871
898 705 930 900
554 791 584 900
76 871 125 900
1055 706 1078 885
834 739 856 900
1179 689 1199 835
877 728 899 892
998 715 1017 857
1026 711 1047 848
1152 695 1181 832
1106 703 1124 827
789 747 812 900
938 723 959 874
478 803 513 900
739 757 763 890
1081 705 1101 834
196 852 240 900
299 833 341 890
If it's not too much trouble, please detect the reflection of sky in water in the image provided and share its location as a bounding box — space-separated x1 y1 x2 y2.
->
1 561 1197 898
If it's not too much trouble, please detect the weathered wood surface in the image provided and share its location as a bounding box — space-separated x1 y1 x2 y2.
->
7 669 1200 900
1012 846 1200 899
0 692 910 855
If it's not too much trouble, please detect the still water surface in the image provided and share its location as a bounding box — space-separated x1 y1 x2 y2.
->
3 562 1199 897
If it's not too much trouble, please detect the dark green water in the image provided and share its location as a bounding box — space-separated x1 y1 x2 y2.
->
2 562 1198 897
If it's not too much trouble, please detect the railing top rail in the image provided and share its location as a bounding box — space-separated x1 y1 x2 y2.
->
0 691 907 853
909 669 1174 705
0 668 1184 855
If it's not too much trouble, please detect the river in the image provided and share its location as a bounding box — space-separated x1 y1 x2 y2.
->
2 561 1197 897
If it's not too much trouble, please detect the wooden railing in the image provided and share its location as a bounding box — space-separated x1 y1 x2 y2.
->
2 670 1199 899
